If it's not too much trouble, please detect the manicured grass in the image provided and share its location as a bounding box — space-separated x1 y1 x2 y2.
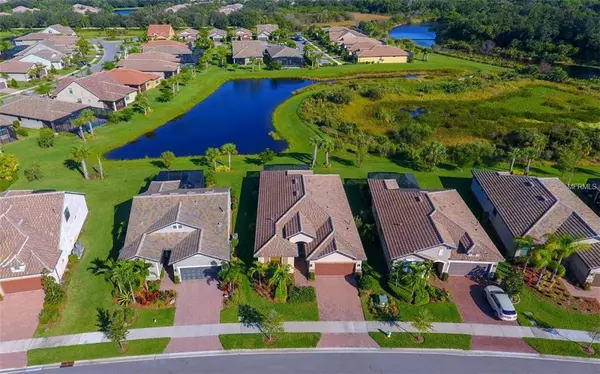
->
220 275 319 323
370 332 472 350
360 293 461 323
515 287 600 330
131 307 176 329
219 333 321 349
524 338 600 359
27 338 170 365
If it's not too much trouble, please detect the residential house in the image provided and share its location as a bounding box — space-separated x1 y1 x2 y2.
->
0 115 16 144
369 178 504 277
254 170 366 276
41 24 76 36
125 52 181 64
356 45 409 64
104 68 161 92
219 3 243 15
141 40 193 61
72 4 101 14
117 59 180 79
178 28 199 43
0 95 89 131
166 3 190 12
15 39 73 62
231 28 253 41
118 173 231 281
257 24 279 41
0 61 46 81
471 170 600 286
266 45 304 67
232 40 265 65
328 27 367 44
53 72 137 111
347 39 383 54
14 32 54 47
12 6 39 13
147 24 175 40
18 49 65 70
208 28 227 43
0 190 88 295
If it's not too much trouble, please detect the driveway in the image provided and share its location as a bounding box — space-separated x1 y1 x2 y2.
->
314 276 364 321
471 336 536 353
439 276 516 325
0 290 44 341
90 40 122 73
318 333 378 348
170 279 223 325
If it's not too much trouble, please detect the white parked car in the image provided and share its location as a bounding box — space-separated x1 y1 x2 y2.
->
484 285 518 321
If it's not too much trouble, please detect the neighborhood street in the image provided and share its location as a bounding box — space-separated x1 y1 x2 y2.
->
89 39 122 73
30 351 600 374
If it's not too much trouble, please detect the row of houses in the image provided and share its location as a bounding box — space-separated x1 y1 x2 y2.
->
231 40 304 67
148 24 280 43
328 26 409 64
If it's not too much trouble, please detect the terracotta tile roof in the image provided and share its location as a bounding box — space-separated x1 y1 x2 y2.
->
126 52 180 63
219 3 243 15
232 28 252 37
15 32 53 41
0 96 88 122
0 60 36 73
232 40 265 59
147 24 174 39
348 40 382 52
105 68 160 86
118 185 231 264
257 24 279 36
53 72 137 102
356 45 409 58
254 171 366 261
117 59 180 72
141 41 192 55
0 191 70 279
267 45 302 59
329 27 366 42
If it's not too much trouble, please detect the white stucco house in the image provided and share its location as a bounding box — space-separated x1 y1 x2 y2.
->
0 60 45 81
41 24 76 36
53 72 137 111
119 172 231 281
0 190 88 295
18 50 65 69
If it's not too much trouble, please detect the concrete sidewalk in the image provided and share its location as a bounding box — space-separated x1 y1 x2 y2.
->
0 321 594 354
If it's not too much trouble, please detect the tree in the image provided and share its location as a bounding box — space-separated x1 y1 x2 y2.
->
218 257 242 297
205 147 220 170
71 145 90 180
0 153 19 181
556 145 580 183
220 143 237 169
74 109 96 138
160 151 175 169
503 268 524 299
97 154 104 181
134 92 150 115
259 148 275 164
417 142 447 171
545 234 590 281
250 56 262 72
410 309 433 342
309 136 322 168
102 309 129 350
261 310 283 343
532 242 555 287
75 38 92 58
507 147 522 174
24 162 43 181
268 264 293 302
213 45 230 67
587 326 600 352
514 236 535 273
399 261 434 300
355 144 368 167
321 137 334 167
249 260 269 287
34 83 53 95
0 40 12 55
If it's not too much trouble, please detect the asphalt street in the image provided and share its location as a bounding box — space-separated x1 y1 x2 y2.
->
29 351 600 374
90 39 122 73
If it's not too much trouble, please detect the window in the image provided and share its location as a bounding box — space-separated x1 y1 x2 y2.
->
11 264 25 273
64 207 70 221
125 94 130 101
68 88 73 95
270 257 282 264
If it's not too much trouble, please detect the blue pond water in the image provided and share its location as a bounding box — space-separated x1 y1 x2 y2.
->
389 24 437 47
114 8 138 15
105 79 313 160
402 107 427 118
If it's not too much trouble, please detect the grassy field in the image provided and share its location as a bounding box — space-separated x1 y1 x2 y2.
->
312 12 391 27
219 333 321 349
76 28 145 40
370 332 472 350
2 56 599 337
27 338 170 365
524 338 600 359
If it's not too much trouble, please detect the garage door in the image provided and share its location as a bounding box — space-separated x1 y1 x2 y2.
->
448 262 490 277
0 277 43 294
314 263 355 276
179 266 219 281
592 274 600 286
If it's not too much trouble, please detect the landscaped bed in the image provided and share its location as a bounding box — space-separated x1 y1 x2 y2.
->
524 338 600 359
219 333 321 349
369 332 472 350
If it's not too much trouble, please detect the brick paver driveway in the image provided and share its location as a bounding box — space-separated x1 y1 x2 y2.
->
471 336 536 353
0 353 27 370
172 279 223 325
0 290 44 341
315 276 364 321
165 337 223 353
439 276 516 325
318 333 378 348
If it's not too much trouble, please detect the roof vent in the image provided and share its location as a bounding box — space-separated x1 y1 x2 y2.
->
292 190 298 197
535 195 547 202
292 177 297 184
415 195 422 203
524 181 533 187
17 218 24 226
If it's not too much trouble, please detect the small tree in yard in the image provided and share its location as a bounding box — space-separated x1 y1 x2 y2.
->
410 309 433 343
0 153 19 181
259 148 275 164
24 162 43 181
503 268 524 301
134 92 150 115
104 309 130 350
97 155 105 181
586 326 600 354
71 146 90 180
37 128 55 148
160 151 175 169
205 147 221 170
261 310 283 343
41 270 66 306
220 143 237 169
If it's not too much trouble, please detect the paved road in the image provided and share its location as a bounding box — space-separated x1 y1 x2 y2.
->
303 38 342 65
31 352 600 374
90 39 122 73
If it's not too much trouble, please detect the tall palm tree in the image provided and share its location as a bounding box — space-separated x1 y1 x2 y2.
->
507 147 522 174
219 257 242 297
268 263 293 301
546 234 590 281
74 109 97 138
321 137 334 167
71 145 90 180
532 244 554 287
220 143 238 169
514 235 535 273
205 147 221 170
131 259 151 289
522 147 539 175
134 92 150 115
309 136 322 168
248 260 268 287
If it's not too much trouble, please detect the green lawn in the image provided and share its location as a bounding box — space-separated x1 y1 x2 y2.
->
219 333 321 349
524 338 600 359
361 294 461 323
27 338 170 365
370 332 472 350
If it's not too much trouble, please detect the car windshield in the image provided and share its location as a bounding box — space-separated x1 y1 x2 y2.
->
501 309 517 315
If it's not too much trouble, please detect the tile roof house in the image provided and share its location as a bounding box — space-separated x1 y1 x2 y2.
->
104 68 161 92
118 177 231 281
232 40 265 65
231 27 253 41
356 45 409 64
165 3 190 12
53 72 138 111
219 3 243 15
254 170 366 276
472 170 600 286
208 28 227 43
178 28 199 42
12 6 39 13
0 190 88 295
72 3 101 14
14 32 54 46
117 58 180 79
41 24 76 36
147 24 175 40
328 27 366 43
266 45 303 67
18 49 65 70
0 95 89 131
126 52 181 63
369 178 504 277
0 60 46 81
257 24 279 41
141 40 193 61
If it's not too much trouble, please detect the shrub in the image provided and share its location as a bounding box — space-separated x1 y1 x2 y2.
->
441 272 449 282
275 284 288 302
37 128 55 148
174 275 181 284
42 272 65 306
120 108 134 122
24 162 43 181
288 286 316 303
147 280 161 293
358 274 380 291
361 87 383 100
413 288 430 306
387 281 412 303
503 268 525 297
8 78 18 88
308 272 315 281
15 127 28 137
266 60 282 70
375 107 395 124
326 90 352 105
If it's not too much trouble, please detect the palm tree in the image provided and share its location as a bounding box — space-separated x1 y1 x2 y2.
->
268 263 293 301
545 234 590 281
74 109 97 138
71 145 90 180
522 147 539 175
205 147 220 170
321 137 334 167
91 258 124 293
309 136 323 168
391 261 404 288
131 259 151 289
532 244 554 287
96 154 105 181
507 147 522 174
400 261 433 297
220 143 238 169
218 257 242 297
134 92 150 115
248 260 268 287
514 236 535 273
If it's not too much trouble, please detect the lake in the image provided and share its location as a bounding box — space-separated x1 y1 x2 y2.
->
562 64 600 80
114 8 138 15
389 23 437 47
105 79 313 160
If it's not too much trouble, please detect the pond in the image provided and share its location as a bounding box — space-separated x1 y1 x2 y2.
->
105 79 313 160
389 23 437 47
561 64 600 80
114 8 138 15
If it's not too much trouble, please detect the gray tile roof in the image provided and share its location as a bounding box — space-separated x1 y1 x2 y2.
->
254 171 365 261
369 179 503 263
208 28 227 38
0 60 36 73
119 184 231 265
578 242 600 271
232 40 265 59
267 45 303 59
53 72 137 102
47 24 75 35
0 95 88 122
117 59 180 72
257 24 278 36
